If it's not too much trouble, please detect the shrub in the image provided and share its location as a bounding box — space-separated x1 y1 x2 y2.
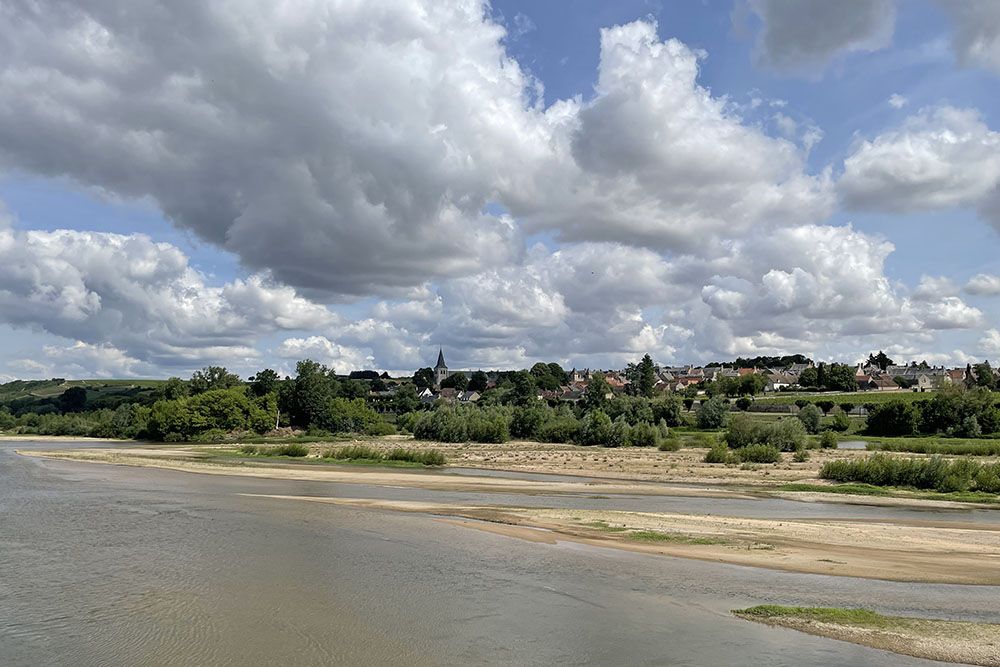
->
657 437 681 452
792 449 810 462
704 442 734 463
510 404 546 439
796 404 822 434
820 454 1000 493
737 444 781 464
607 417 631 447
385 448 446 466
818 431 838 449
764 418 807 452
735 397 752 412
839 403 855 415
627 421 660 447
275 443 309 457
829 412 851 432
697 397 729 429
239 444 260 455
651 395 684 426
578 410 613 446
816 400 836 415
325 444 381 460
723 414 763 448
538 411 581 443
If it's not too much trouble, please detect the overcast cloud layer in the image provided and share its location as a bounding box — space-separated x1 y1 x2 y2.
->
0 0 998 377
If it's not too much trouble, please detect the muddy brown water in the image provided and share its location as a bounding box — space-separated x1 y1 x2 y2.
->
2 440 996 666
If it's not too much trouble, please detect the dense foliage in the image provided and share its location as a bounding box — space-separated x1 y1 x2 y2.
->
821 454 1000 493
865 386 999 437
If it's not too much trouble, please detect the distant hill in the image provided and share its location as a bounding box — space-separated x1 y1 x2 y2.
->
0 379 168 415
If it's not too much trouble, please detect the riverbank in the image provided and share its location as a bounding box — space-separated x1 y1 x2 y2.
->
734 605 1000 666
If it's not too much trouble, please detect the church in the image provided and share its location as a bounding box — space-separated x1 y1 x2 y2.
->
433 349 451 388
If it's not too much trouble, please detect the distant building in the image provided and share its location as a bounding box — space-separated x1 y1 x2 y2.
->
433 349 450 388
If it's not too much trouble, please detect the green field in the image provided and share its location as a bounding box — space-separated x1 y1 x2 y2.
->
753 391 935 407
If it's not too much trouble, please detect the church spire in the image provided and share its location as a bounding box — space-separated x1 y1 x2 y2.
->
435 349 447 369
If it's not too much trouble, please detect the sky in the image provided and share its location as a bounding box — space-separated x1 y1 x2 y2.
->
0 0 999 379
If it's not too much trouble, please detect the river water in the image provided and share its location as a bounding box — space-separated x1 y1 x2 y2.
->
2 440 997 666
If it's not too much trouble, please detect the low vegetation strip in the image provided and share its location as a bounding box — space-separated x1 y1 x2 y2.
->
820 454 1000 493
733 605 1000 667
237 443 446 466
869 440 1000 456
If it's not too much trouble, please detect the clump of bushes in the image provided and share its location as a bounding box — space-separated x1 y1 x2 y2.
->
238 443 309 457
697 397 729 429
818 431 838 449
704 442 735 464
792 449 810 462
820 454 1000 493
323 445 446 466
723 414 805 452
796 404 822 434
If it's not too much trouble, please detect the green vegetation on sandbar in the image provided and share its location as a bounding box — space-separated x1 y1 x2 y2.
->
627 530 727 545
231 443 446 466
777 482 1000 504
821 454 1000 493
734 605 890 626
733 604 1000 667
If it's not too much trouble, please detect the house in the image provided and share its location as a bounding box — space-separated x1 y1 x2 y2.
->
457 390 480 404
765 373 796 392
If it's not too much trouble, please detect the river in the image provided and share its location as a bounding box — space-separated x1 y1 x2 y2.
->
2 439 997 666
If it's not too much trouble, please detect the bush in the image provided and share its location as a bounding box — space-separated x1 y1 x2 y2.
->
697 397 729 429
385 448 446 465
820 454 1000 493
723 414 762 448
829 412 851 432
792 449 810 462
627 421 660 447
737 444 781 464
578 410 613 446
704 442 734 463
818 431 838 449
275 443 310 457
796 404 822 434
764 418 807 452
607 417 631 447
735 397 752 412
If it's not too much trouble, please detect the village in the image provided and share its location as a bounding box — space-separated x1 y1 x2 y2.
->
368 349 998 407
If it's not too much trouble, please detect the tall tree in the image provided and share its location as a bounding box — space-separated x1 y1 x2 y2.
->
468 370 489 393
249 369 279 397
413 367 435 390
867 351 894 371
637 354 656 398
189 366 242 394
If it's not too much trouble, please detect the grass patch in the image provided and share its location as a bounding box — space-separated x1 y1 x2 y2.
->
777 482 1000 504
821 453 1000 493
237 443 309 457
581 520 628 533
734 605 891 627
627 530 727 545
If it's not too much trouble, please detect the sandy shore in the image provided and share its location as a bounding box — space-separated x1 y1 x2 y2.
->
735 607 1000 666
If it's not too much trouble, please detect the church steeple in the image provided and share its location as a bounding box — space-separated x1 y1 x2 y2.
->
435 349 447 370
433 349 449 388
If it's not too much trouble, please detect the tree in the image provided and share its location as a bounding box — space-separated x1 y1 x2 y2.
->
583 373 611 411
651 394 683 426
468 371 489 393
696 397 729 429
816 363 826 388
441 372 469 391
683 398 695 411
866 401 918 436
189 366 242 394
498 370 531 406
546 363 567 385
160 377 189 400
392 384 419 413
530 363 562 391
796 404 822 434
737 373 767 396
578 410 613 446
816 400 835 415
637 354 656 398
824 364 858 392
735 397 752 412
249 369 279 397
798 367 819 387
59 386 88 413
283 359 339 428
413 367 435 390
867 351 893 371
974 361 997 390
839 402 855 415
